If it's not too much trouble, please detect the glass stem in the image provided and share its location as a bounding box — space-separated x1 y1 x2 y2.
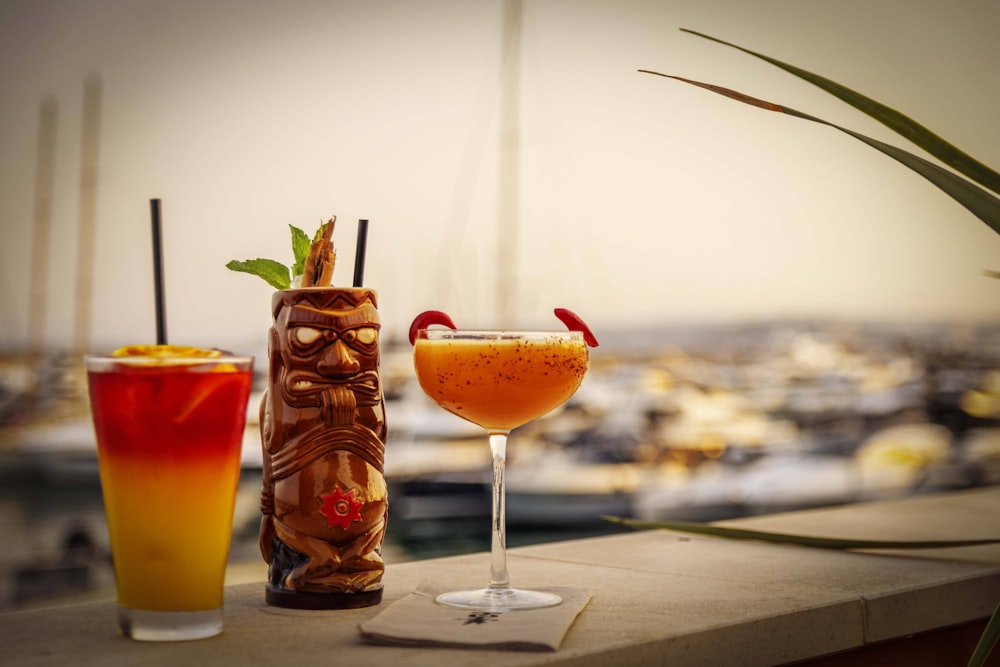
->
488 431 511 591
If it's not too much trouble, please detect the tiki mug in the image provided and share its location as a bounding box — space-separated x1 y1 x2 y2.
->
259 287 388 609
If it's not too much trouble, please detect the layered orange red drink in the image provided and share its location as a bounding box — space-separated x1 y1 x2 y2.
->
86 345 253 641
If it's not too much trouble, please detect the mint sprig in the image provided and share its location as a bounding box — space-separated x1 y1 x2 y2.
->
289 225 311 279
227 223 324 289
225 257 292 290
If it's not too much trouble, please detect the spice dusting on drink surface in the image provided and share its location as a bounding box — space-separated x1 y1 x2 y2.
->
413 335 589 431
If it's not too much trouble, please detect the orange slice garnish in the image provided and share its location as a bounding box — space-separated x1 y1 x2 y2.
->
112 344 224 358
110 345 232 368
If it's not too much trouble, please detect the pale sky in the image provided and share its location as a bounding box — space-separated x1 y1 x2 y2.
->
1 0 999 355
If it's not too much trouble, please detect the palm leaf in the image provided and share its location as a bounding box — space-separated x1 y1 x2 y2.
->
639 70 1000 237
969 601 1000 667
602 516 1000 550
676 29 1000 197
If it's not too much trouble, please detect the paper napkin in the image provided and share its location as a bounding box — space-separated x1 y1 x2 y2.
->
358 580 591 651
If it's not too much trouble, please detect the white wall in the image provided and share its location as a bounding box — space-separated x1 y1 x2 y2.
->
1 0 998 353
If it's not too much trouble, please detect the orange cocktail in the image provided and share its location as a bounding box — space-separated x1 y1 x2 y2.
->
414 333 588 431
412 326 591 612
86 348 253 641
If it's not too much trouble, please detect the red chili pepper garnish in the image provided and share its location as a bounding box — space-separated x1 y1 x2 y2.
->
408 310 457 345
554 308 599 347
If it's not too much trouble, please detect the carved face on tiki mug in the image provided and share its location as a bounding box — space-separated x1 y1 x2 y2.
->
260 287 388 609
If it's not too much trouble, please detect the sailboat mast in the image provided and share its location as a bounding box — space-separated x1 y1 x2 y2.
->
28 97 58 355
72 75 102 355
497 0 522 327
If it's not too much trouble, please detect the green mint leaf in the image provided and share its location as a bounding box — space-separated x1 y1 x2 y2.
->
290 225 310 278
225 258 291 290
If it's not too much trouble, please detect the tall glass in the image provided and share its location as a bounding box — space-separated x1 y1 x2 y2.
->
85 354 254 641
412 329 589 611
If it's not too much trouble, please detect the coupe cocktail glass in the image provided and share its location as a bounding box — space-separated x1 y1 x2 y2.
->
412 329 589 611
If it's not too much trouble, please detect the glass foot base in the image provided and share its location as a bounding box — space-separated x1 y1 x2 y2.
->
435 587 562 612
118 607 223 641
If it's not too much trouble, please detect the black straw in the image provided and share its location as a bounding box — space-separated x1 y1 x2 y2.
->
150 198 167 345
353 218 369 287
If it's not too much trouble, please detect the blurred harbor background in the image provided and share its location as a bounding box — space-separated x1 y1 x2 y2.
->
1 0 999 610
2 319 999 610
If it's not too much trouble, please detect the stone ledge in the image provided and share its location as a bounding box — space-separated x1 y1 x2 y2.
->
3 487 998 666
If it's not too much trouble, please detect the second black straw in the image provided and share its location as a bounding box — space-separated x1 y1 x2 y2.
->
353 219 369 287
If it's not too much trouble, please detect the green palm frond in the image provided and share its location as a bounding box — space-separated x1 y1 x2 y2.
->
641 30 1000 238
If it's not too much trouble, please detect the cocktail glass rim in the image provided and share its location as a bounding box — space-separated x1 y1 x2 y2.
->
84 354 255 368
